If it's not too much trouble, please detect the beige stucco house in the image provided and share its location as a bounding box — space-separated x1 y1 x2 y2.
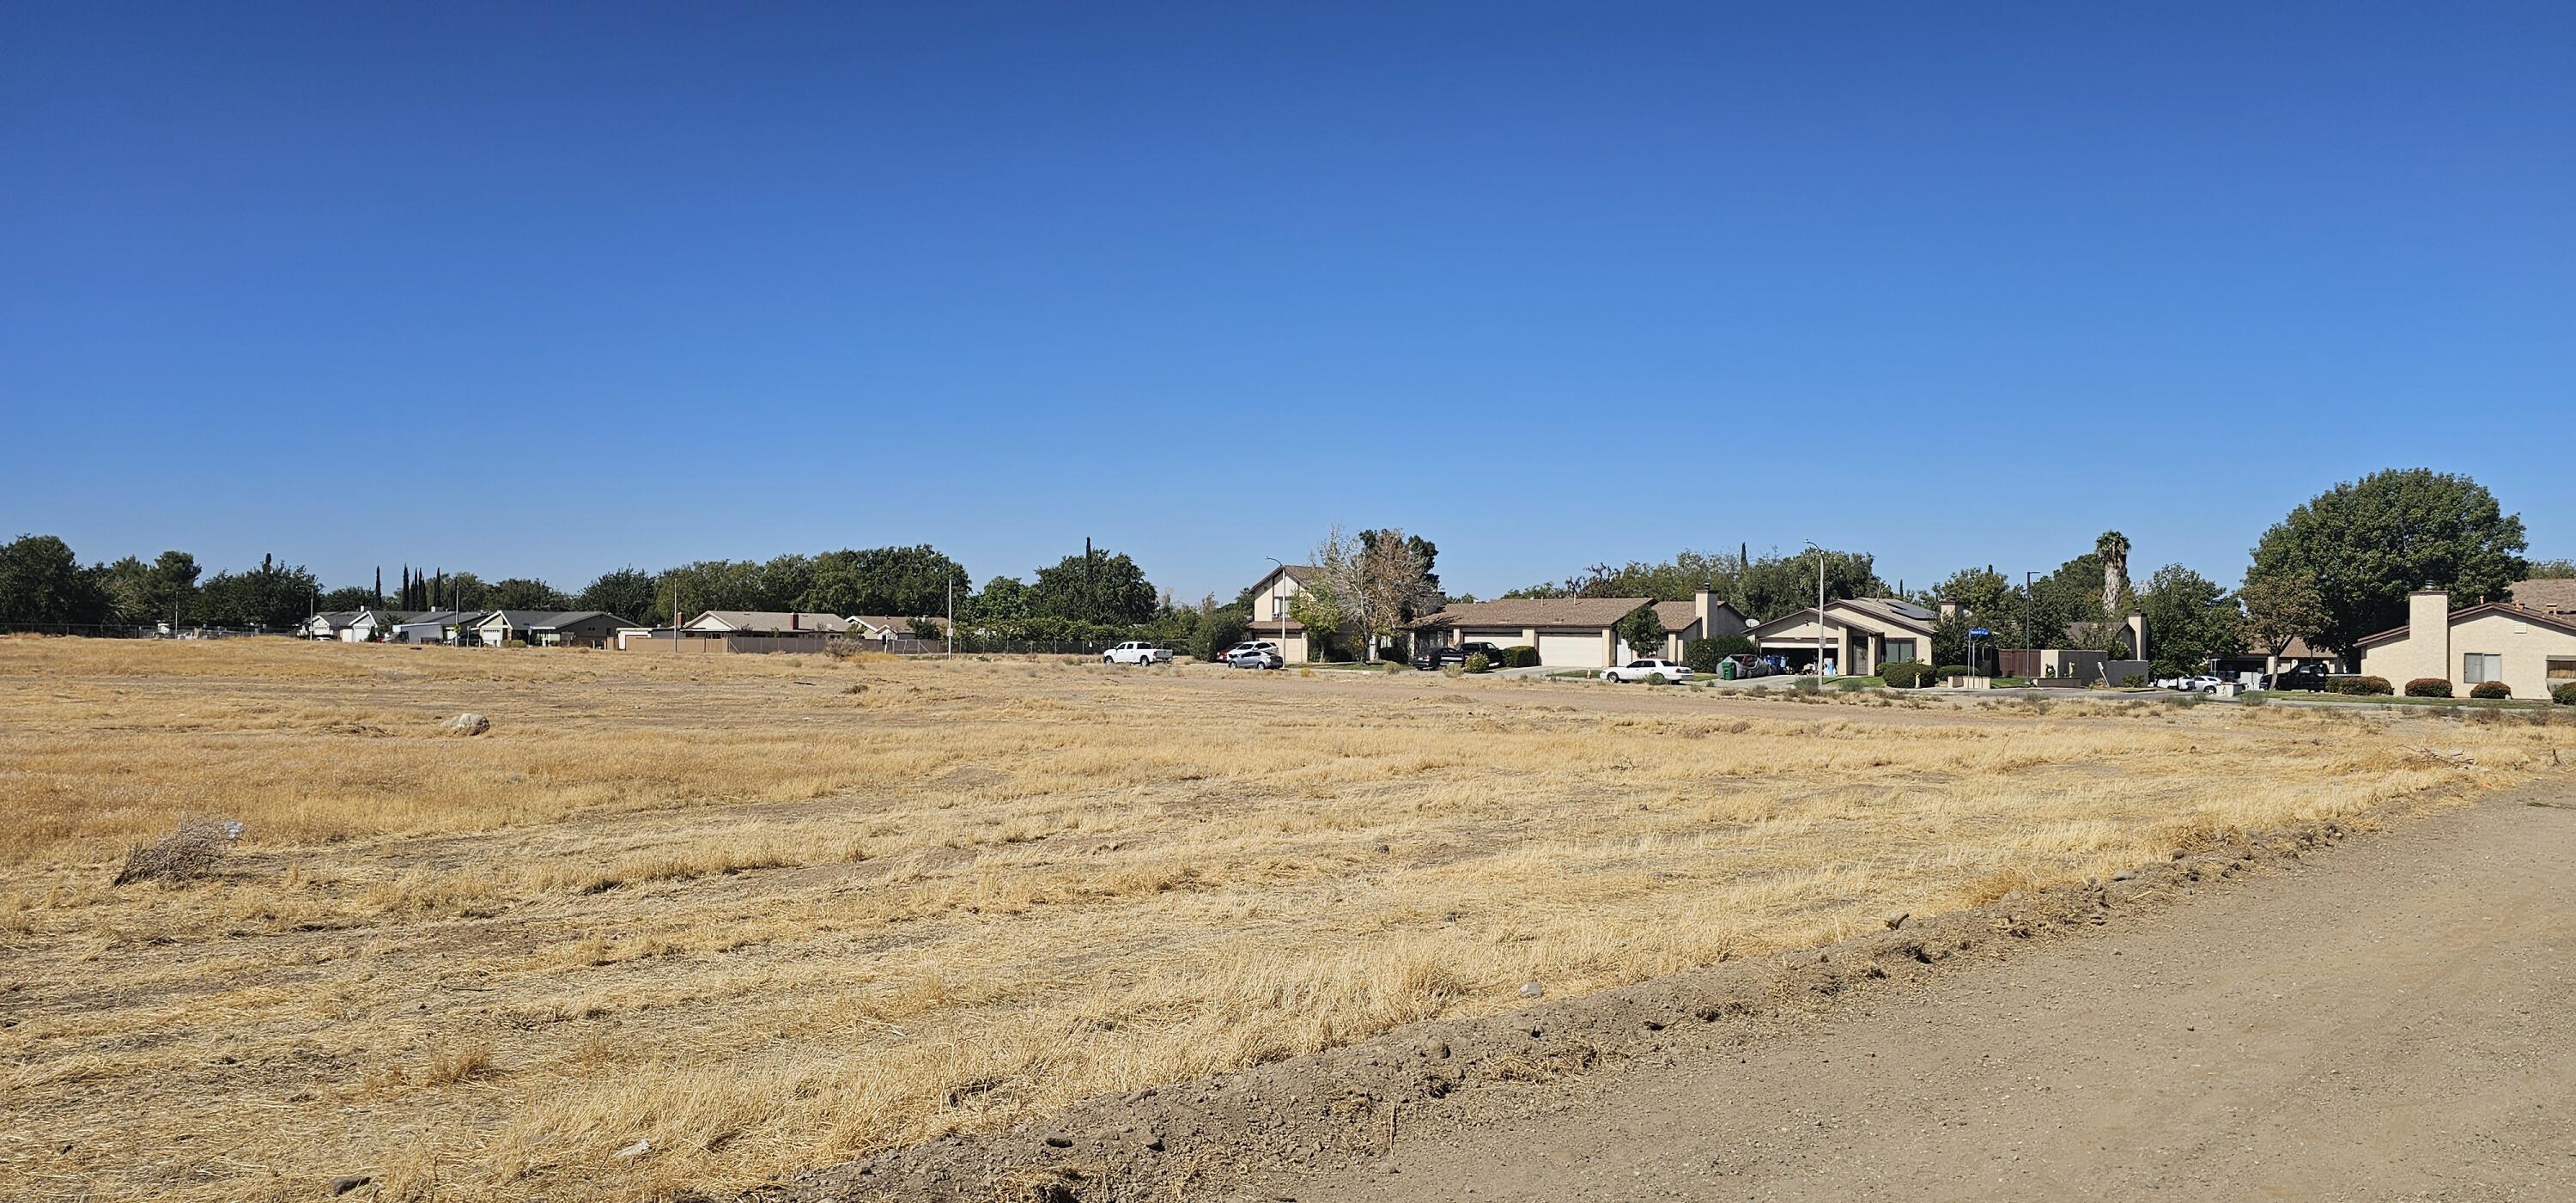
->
683 611 854 635
1243 564 1324 662
1747 597 1940 677
2357 586 2576 699
1408 591 1743 668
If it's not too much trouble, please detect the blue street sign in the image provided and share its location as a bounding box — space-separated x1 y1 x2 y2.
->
1969 628 1991 638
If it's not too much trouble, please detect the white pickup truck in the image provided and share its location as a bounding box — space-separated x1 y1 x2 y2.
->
1103 641 1175 665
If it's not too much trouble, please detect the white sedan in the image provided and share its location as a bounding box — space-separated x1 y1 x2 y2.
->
1600 659 1694 684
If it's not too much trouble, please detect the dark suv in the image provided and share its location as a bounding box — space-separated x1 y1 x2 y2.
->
2263 665 2330 691
1413 641 1510 670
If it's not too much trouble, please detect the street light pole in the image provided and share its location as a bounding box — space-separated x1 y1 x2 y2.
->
1805 541 1827 678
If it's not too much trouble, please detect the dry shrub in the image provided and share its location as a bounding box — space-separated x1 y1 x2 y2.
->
424 1042 499 1085
111 817 237 886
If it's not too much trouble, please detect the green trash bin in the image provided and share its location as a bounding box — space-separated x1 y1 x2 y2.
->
1717 659 1737 680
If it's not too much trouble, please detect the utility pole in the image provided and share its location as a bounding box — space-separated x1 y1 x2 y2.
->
1805 542 1827 677
945 570 954 659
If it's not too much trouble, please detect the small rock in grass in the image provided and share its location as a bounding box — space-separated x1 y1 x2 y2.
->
440 713 490 737
612 1138 650 1159
1518 981 1545 999
329 1176 372 1197
2111 870 2136 882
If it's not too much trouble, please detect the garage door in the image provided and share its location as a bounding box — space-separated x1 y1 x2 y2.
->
1461 629 1526 650
1535 630 1607 668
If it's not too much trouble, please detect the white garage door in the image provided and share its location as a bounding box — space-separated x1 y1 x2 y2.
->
1535 630 1607 668
1461 629 1526 650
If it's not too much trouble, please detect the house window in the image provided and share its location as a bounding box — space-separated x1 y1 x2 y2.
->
2463 653 2502 684
2548 658 2576 683
1881 640 1917 664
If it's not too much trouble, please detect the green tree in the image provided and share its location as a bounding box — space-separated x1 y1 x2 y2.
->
1285 581 1348 661
1026 547 1157 626
1738 548 1885 622
1615 602 1666 659
2137 564 2243 677
2240 570 2330 669
2248 469 2528 656
486 578 571 611
0 534 110 624
578 568 662 623
799 545 967 617
2521 557 2576 580
319 586 379 612
197 553 319 629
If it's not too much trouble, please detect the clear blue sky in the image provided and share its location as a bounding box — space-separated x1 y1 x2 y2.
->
6 3 2570 602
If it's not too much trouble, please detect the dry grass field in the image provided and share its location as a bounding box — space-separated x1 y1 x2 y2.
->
3 636 2570 1202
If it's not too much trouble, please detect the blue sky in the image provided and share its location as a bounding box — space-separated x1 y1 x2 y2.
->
5 3 2570 602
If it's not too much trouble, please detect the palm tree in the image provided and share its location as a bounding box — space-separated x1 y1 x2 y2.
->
2096 531 2131 616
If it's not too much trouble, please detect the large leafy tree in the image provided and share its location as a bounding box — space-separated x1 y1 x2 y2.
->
2248 469 2527 655
1738 548 1886 622
485 578 571 611
2239 570 2330 667
799 545 967 617
1504 548 1745 603
2137 564 2244 677
197 553 319 629
1614 603 1666 659
1025 546 1157 626
319 586 379 612
578 568 662 623
100 551 199 625
0 534 110 624
1311 526 1442 660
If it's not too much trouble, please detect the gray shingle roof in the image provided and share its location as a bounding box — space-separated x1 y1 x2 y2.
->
1411 598 1656 630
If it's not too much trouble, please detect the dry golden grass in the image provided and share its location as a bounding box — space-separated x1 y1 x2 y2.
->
3 635 2569 1201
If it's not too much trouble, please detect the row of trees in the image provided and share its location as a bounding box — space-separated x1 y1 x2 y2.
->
1503 545 1889 623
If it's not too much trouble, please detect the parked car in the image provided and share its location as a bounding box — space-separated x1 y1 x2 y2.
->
1218 640 1281 662
1225 646 1285 670
2162 673 2226 692
1601 658 1694 684
2262 665 2331 691
1102 641 1174 665
1720 654 1777 678
1413 641 1510 671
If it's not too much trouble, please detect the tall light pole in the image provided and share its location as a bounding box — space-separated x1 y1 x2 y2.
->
2023 570 2037 677
1265 556 1289 664
1804 541 1827 678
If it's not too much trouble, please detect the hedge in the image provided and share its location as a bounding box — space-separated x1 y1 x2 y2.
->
1880 661 1939 689
2333 676 2394 696
2555 683 2576 706
1934 665 1974 679
1463 653 1492 674
2470 681 2512 700
1684 635 1753 673
1500 645 1542 669
2404 677 2453 698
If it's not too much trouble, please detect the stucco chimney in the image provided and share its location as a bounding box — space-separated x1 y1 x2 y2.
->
2408 589 2450 683
1938 598 1959 623
1695 588 1715 637
2125 610 2147 663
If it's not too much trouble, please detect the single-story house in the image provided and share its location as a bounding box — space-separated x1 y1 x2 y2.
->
2358 586 2576 700
1410 592 1740 668
347 609 427 641
301 611 361 641
848 615 948 641
389 610 484 645
683 611 854 636
1747 597 1941 677
472 610 639 648
2212 635 2345 677
1243 564 1327 663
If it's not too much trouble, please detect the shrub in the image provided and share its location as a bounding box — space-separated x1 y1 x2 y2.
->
1880 661 1939 689
1792 676 1821 693
2335 676 2394 696
1684 635 1755 673
1501 645 1541 669
113 817 239 886
1934 665 1974 679
2470 681 2512 700
2554 682 2576 705
1463 653 1492 674
2404 677 2453 698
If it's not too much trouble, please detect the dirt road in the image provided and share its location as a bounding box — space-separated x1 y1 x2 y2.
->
1271 784 2576 1202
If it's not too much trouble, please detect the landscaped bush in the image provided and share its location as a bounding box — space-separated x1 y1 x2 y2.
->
1880 661 1939 689
1462 653 1492 674
1501 645 1541 669
1684 635 1755 673
1934 665 1974 679
2470 681 2512 700
2404 677 2453 698
2334 676 2394 696
2555 683 2576 705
